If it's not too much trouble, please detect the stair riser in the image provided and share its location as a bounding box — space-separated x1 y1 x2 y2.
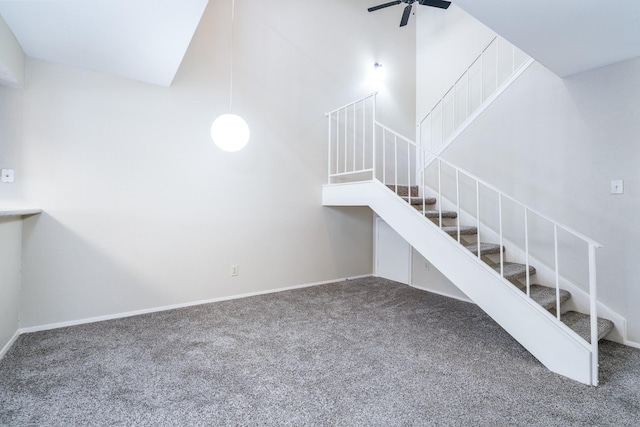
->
443 226 477 236
420 210 458 219
492 263 536 281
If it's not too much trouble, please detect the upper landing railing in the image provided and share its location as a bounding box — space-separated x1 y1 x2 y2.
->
325 92 602 385
418 35 534 154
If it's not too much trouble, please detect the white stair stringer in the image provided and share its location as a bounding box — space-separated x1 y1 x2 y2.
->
323 180 595 385
429 187 627 344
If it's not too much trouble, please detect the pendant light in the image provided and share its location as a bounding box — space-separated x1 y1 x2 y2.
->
211 0 250 152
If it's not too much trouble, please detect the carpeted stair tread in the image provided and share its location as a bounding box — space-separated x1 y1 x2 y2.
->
465 242 503 256
527 285 572 311
490 262 536 281
387 184 418 197
415 208 458 219
442 225 477 236
403 196 437 205
561 311 614 343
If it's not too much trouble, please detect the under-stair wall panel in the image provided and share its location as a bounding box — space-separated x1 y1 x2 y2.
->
411 248 472 302
375 218 411 285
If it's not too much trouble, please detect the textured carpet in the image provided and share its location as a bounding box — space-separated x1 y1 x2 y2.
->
1 277 639 426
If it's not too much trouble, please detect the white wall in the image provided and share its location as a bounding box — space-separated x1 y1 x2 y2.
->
16 0 416 328
415 4 494 124
415 6 640 344
0 13 25 88
0 84 24 355
0 86 23 203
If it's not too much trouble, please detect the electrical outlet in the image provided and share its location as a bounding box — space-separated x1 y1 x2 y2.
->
1 168 14 183
611 180 624 195
231 265 239 277
424 261 430 271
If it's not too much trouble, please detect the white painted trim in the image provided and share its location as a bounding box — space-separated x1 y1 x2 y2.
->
18 275 372 334
0 330 20 360
623 339 640 350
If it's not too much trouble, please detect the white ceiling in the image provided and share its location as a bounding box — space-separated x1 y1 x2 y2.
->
0 0 208 87
0 0 638 86
455 0 640 77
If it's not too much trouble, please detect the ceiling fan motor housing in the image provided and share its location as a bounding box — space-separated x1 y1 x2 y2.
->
367 0 450 27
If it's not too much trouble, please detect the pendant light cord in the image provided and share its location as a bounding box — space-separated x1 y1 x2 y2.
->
229 0 235 113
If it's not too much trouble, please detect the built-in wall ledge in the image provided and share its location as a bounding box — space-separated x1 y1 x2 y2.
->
0 208 42 218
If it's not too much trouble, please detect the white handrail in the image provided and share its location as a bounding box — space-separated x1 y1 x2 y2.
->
420 35 497 123
375 122 414 145
325 92 377 116
422 150 602 248
417 35 532 154
326 93 378 183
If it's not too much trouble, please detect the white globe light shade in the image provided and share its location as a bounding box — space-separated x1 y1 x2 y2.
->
211 114 250 152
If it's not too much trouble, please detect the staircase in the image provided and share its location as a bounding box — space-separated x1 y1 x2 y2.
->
323 92 619 385
393 184 614 344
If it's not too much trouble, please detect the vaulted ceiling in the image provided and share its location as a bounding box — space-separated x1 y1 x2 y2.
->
0 0 208 87
455 0 640 77
0 0 639 88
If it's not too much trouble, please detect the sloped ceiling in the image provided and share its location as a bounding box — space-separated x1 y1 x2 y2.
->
455 0 640 77
0 0 208 87
1 0 638 86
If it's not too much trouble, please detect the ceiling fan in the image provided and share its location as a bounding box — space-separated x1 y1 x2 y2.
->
368 0 451 27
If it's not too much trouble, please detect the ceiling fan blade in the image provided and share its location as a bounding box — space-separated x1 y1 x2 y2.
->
368 1 402 12
418 0 451 9
400 4 412 27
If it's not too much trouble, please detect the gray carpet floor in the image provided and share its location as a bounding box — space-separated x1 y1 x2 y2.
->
1 277 639 426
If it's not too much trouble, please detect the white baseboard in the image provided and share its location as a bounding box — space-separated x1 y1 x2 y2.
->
0 330 20 360
18 274 373 335
623 339 640 350
8 274 640 359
